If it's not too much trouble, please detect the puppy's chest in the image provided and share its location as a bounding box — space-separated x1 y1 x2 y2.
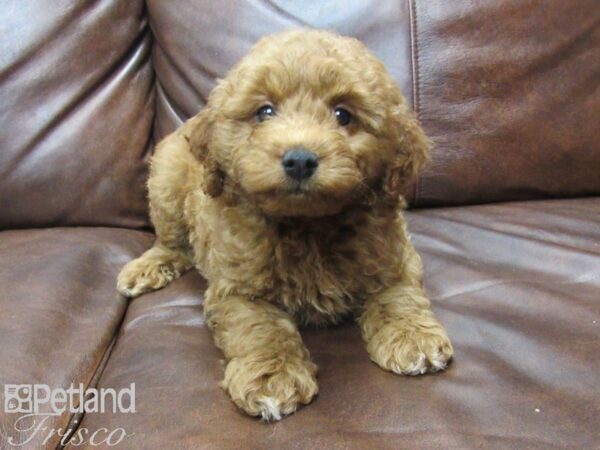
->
200 211 402 326
265 226 383 325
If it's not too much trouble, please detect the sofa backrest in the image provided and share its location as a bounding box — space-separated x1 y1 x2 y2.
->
1 0 598 229
0 0 153 229
411 0 600 206
148 0 600 208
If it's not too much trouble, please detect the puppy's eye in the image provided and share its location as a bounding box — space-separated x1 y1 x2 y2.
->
257 105 276 122
334 107 352 126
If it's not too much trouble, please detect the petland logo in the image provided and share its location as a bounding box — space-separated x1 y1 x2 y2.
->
2 384 136 447
4 383 136 415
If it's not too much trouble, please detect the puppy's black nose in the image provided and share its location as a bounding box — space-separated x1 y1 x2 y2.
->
282 149 319 181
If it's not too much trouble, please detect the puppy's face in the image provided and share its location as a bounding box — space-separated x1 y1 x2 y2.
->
192 30 429 217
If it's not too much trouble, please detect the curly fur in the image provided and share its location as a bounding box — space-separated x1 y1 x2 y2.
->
117 29 453 421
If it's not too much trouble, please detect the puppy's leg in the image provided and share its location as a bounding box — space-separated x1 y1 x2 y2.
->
117 134 195 298
205 293 318 421
360 241 453 375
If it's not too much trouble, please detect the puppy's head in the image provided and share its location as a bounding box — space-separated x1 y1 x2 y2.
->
190 30 429 217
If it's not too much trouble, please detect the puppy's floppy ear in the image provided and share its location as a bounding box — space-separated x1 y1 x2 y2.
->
382 104 430 202
187 108 224 197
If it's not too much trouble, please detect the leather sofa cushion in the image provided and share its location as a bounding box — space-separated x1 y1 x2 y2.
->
0 227 153 448
0 0 154 229
68 198 600 448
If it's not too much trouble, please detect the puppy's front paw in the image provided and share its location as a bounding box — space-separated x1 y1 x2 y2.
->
367 320 453 376
117 253 181 298
221 354 318 421
117 260 170 298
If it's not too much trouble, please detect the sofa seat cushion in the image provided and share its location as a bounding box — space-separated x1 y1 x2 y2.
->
0 227 153 448
67 198 600 449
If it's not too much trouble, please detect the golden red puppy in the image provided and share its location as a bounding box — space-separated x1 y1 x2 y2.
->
118 29 453 421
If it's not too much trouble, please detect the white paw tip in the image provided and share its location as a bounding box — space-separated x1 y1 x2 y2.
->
258 397 282 422
405 353 427 375
430 352 448 371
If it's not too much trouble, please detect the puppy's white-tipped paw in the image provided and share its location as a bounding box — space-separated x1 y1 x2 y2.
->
221 355 318 421
429 350 450 372
258 397 284 422
402 353 428 375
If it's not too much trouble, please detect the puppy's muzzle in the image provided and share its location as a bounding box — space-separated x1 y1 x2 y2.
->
282 148 319 181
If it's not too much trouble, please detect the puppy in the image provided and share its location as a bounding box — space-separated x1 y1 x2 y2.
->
117 29 453 421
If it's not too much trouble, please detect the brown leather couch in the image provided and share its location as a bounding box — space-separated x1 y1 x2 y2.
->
1 1 599 448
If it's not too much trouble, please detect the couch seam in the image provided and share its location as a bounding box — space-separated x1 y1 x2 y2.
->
143 0 160 152
408 0 423 207
54 310 127 449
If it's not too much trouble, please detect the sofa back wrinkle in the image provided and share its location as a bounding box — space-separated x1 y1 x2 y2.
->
411 0 600 206
0 0 154 229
